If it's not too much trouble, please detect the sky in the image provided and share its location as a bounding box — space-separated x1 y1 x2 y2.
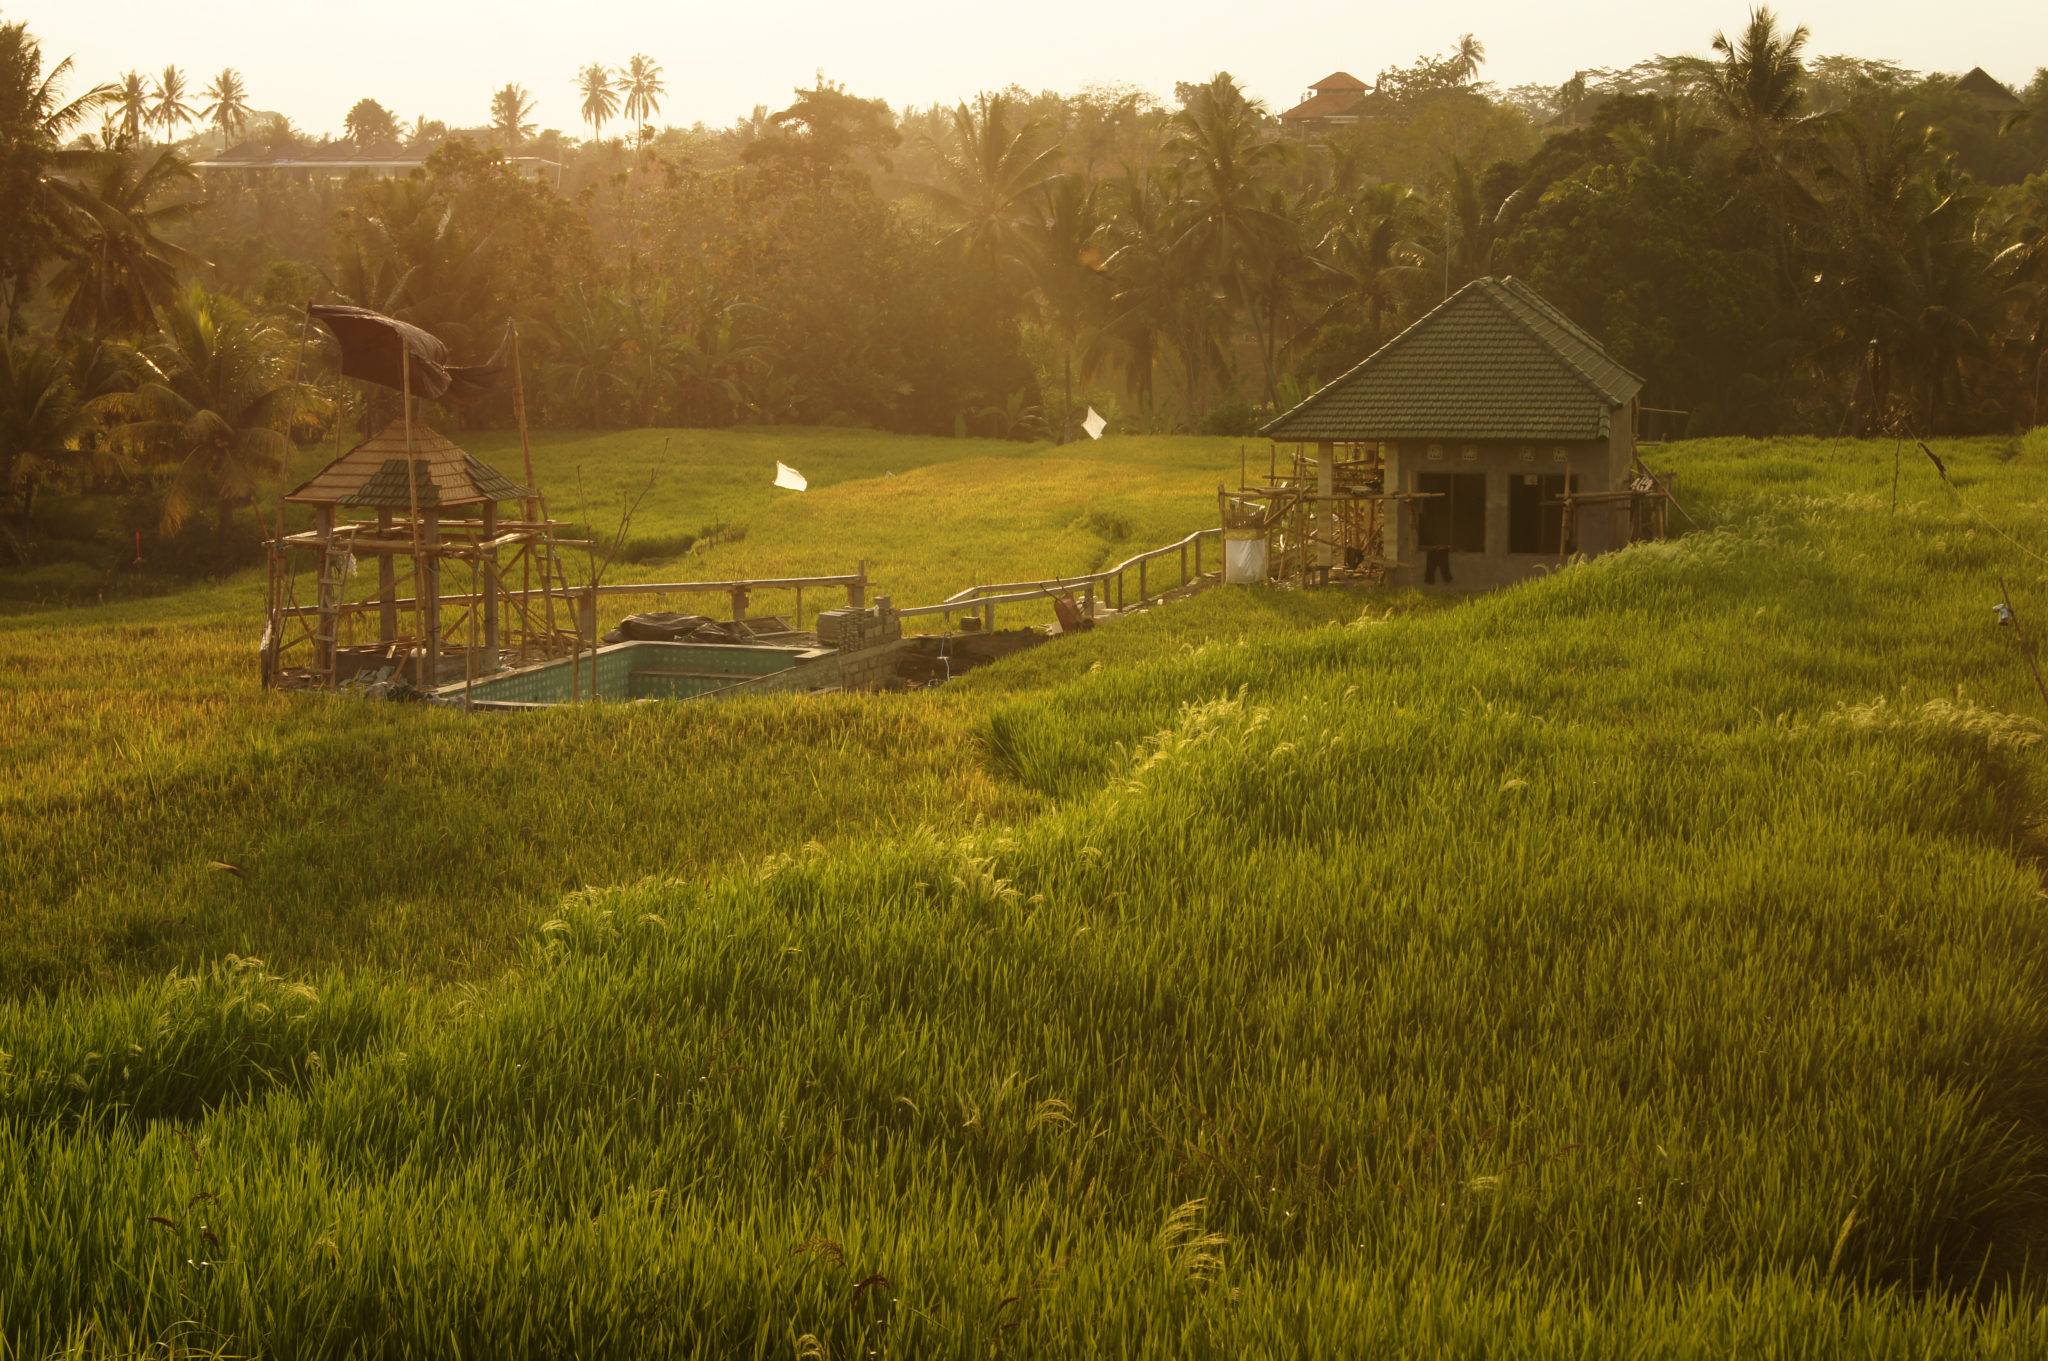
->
17 1 2048 139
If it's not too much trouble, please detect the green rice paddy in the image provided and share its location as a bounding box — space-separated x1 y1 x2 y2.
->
3 428 2047 1356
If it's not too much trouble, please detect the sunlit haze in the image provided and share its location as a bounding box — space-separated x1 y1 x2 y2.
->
21 0 2048 137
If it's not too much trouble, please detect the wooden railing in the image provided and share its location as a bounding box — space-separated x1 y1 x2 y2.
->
280 525 1225 641
898 527 1222 627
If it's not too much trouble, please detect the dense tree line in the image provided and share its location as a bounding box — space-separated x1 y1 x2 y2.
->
2 9 2046 579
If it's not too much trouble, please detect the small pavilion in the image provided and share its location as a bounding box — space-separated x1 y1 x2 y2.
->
265 419 579 690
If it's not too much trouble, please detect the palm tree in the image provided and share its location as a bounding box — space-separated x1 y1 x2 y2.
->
1449 34 1487 84
577 63 619 141
911 94 1066 304
0 339 90 561
200 68 251 144
620 54 664 137
1028 173 1111 441
46 148 208 337
490 84 536 149
1676 7 1826 290
404 115 448 149
149 65 195 139
1162 73 1294 405
112 287 310 535
1310 182 1428 346
0 21 114 335
112 71 150 145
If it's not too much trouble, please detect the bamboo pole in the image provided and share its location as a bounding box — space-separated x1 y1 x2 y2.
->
401 350 428 690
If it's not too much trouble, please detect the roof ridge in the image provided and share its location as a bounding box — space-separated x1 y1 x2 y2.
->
1495 277 1645 393
1469 280 1615 407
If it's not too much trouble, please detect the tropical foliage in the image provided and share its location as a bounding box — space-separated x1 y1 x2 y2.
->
3 9 2048 579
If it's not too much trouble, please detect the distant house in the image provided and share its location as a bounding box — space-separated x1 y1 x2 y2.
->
1260 277 1647 589
1955 67 2024 113
190 132 560 181
1279 72 1371 143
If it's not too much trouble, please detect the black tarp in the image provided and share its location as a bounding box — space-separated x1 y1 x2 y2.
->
309 304 511 404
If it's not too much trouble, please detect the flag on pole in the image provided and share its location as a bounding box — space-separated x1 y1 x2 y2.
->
1081 407 1107 440
773 461 808 491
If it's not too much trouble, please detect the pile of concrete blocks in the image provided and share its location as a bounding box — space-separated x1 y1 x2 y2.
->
817 597 907 690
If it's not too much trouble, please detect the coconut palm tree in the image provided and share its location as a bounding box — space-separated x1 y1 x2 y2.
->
112 287 309 535
112 71 150 145
1309 182 1428 346
620 54 664 137
0 21 114 334
489 84 535 149
45 148 208 337
149 65 195 139
200 68 251 144
911 94 1066 305
1449 34 1487 84
1675 7 1828 290
577 63 619 141
1028 172 1111 441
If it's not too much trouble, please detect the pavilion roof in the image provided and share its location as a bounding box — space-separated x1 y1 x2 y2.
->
284 419 532 510
1261 277 1644 443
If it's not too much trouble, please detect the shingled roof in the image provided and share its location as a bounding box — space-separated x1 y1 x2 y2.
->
1261 277 1643 442
285 419 532 509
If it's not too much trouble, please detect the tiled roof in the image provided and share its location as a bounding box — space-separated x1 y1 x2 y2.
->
1956 67 2023 111
285 419 533 509
1282 89 1369 122
1261 276 1644 442
1311 71 1369 92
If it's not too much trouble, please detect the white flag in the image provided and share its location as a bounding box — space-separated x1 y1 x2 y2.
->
773 461 808 491
1081 407 1107 440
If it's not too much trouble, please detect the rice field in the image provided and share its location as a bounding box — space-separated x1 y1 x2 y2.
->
3 428 2048 1357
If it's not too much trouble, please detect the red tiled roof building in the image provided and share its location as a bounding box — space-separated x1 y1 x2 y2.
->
1280 72 1371 142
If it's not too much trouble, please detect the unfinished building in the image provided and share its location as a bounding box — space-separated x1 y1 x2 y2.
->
1248 276 1670 589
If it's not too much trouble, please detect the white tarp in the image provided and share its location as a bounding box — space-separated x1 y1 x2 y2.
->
1224 535 1268 585
1081 406 1107 440
773 461 808 491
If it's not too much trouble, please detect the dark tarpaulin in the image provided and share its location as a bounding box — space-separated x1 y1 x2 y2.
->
308 304 511 404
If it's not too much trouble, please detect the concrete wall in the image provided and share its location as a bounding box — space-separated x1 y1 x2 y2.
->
1381 423 1628 590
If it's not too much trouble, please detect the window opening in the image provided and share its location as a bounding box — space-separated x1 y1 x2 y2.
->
1508 473 1578 554
1417 472 1487 552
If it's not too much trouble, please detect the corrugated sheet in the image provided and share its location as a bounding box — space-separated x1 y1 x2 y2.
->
1261 277 1644 442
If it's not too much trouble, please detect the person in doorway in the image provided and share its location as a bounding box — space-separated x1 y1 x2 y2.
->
1424 546 1453 584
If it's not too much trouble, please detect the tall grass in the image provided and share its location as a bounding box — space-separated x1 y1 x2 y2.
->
2 432 2048 1355
0 429 1240 992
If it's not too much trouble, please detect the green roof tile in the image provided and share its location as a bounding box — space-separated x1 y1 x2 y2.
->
1261 277 1643 442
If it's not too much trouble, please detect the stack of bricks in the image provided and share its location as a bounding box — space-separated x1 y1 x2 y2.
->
817 597 906 690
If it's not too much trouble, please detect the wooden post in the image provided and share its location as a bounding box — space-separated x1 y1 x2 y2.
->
729 584 749 624
313 505 338 679
1316 440 1335 584
481 502 500 661
849 559 866 608
1139 556 1147 603
1083 581 1095 619
579 585 598 645
377 509 396 643
1180 542 1188 589
421 512 441 689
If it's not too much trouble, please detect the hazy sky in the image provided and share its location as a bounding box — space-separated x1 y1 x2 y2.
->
19 1 2047 138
